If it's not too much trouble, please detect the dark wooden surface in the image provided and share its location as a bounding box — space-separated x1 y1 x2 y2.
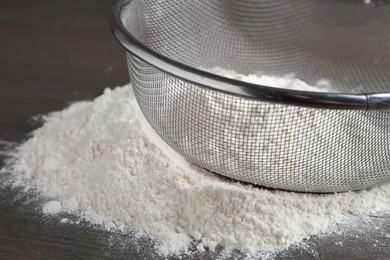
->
0 1 389 259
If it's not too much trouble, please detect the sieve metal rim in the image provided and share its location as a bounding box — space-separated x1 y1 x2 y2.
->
110 0 390 110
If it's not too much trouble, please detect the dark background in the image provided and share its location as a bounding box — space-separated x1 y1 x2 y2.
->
0 0 128 142
0 1 389 259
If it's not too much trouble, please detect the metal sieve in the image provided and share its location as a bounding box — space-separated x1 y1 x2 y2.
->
111 0 390 193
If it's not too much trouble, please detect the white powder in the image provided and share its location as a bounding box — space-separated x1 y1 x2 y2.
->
207 66 329 92
6 76 390 257
42 200 62 214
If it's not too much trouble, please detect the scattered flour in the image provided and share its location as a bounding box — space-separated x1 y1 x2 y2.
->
3 76 390 257
60 218 69 224
42 200 62 214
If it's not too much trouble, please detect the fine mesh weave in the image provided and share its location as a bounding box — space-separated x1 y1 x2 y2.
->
120 0 390 192
122 0 390 92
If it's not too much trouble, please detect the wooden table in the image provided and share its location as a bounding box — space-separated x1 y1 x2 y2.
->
0 1 389 259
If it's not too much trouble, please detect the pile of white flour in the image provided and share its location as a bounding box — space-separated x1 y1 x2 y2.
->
6 74 390 257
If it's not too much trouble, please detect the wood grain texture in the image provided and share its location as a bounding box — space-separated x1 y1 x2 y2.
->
0 1 389 259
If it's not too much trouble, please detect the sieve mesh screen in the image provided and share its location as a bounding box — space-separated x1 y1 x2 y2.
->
116 0 390 192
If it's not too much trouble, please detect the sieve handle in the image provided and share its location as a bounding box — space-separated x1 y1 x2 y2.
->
367 93 390 110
